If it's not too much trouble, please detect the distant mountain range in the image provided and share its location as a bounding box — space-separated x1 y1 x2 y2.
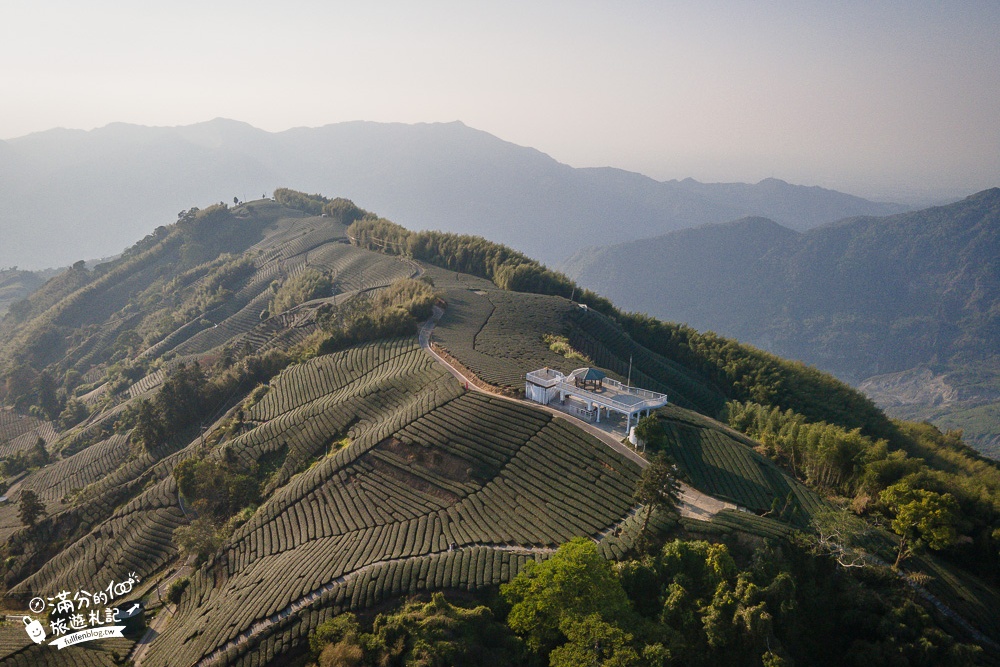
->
562 189 1000 456
0 118 908 269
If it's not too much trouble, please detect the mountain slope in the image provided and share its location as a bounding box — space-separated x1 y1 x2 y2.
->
0 119 907 269
1 196 996 665
563 188 1000 455
0 201 658 664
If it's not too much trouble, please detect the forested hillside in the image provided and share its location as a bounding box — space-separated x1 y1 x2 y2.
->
0 193 996 666
563 189 1000 456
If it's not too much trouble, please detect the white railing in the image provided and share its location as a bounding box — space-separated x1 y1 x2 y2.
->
603 378 662 400
525 369 563 387
527 370 668 414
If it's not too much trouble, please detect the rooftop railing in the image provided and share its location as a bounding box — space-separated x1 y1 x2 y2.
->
526 369 668 414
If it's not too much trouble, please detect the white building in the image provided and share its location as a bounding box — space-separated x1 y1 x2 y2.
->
525 367 668 431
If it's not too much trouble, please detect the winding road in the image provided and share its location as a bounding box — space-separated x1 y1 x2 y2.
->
418 306 735 520
133 306 734 666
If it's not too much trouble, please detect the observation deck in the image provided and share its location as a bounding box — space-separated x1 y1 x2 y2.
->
525 367 668 431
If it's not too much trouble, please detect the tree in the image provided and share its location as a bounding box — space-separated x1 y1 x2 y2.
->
501 537 631 654
173 517 221 560
548 613 642 667
31 437 49 467
810 509 876 569
34 371 60 420
633 452 679 552
132 398 167 452
18 489 46 527
309 596 525 667
879 481 960 569
58 398 89 430
633 414 666 452
166 577 189 605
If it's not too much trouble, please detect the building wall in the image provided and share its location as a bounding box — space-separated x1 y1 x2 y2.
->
525 383 556 405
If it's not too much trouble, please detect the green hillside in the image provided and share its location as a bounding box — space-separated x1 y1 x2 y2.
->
0 194 996 666
0 200 649 665
563 189 1000 456
0 268 51 319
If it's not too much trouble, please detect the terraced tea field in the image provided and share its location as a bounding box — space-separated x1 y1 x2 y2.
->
425 267 725 415
0 411 55 459
657 405 828 526
138 340 643 667
428 271 574 389
0 625 133 667
4 198 992 666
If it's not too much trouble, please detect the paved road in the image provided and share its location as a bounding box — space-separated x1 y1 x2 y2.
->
0 474 27 503
129 554 197 667
419 307 735 520
140 309 737 666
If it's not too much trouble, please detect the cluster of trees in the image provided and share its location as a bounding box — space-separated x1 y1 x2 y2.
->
269 268 333 316
174 456 259 520
273 189 329 216
0 365 89 427
172 255 255 325
726 400 1000 580
879 480 960 569
0 437 49 478
172 455 260 561
727 401 896 495
122 346 293 455
348 217 577 298
305 536 981 666
128 362 216 452
272 189 368 225
307 593 524 667
17 489 46 527
309 278 438 355
621 316 891 439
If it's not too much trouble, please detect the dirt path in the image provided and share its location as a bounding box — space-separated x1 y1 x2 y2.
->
418 308 735 520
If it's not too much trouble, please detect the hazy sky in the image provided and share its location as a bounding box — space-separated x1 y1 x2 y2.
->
2 1 998 201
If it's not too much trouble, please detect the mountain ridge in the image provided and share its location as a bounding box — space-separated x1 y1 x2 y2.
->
562 188 1000 455
0 118 908 269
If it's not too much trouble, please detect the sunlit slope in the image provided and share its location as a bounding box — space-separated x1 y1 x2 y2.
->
141 340 642 667
0 200 417 377
425 267 726 414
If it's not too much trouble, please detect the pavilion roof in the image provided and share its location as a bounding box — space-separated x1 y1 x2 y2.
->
571 367 606 381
